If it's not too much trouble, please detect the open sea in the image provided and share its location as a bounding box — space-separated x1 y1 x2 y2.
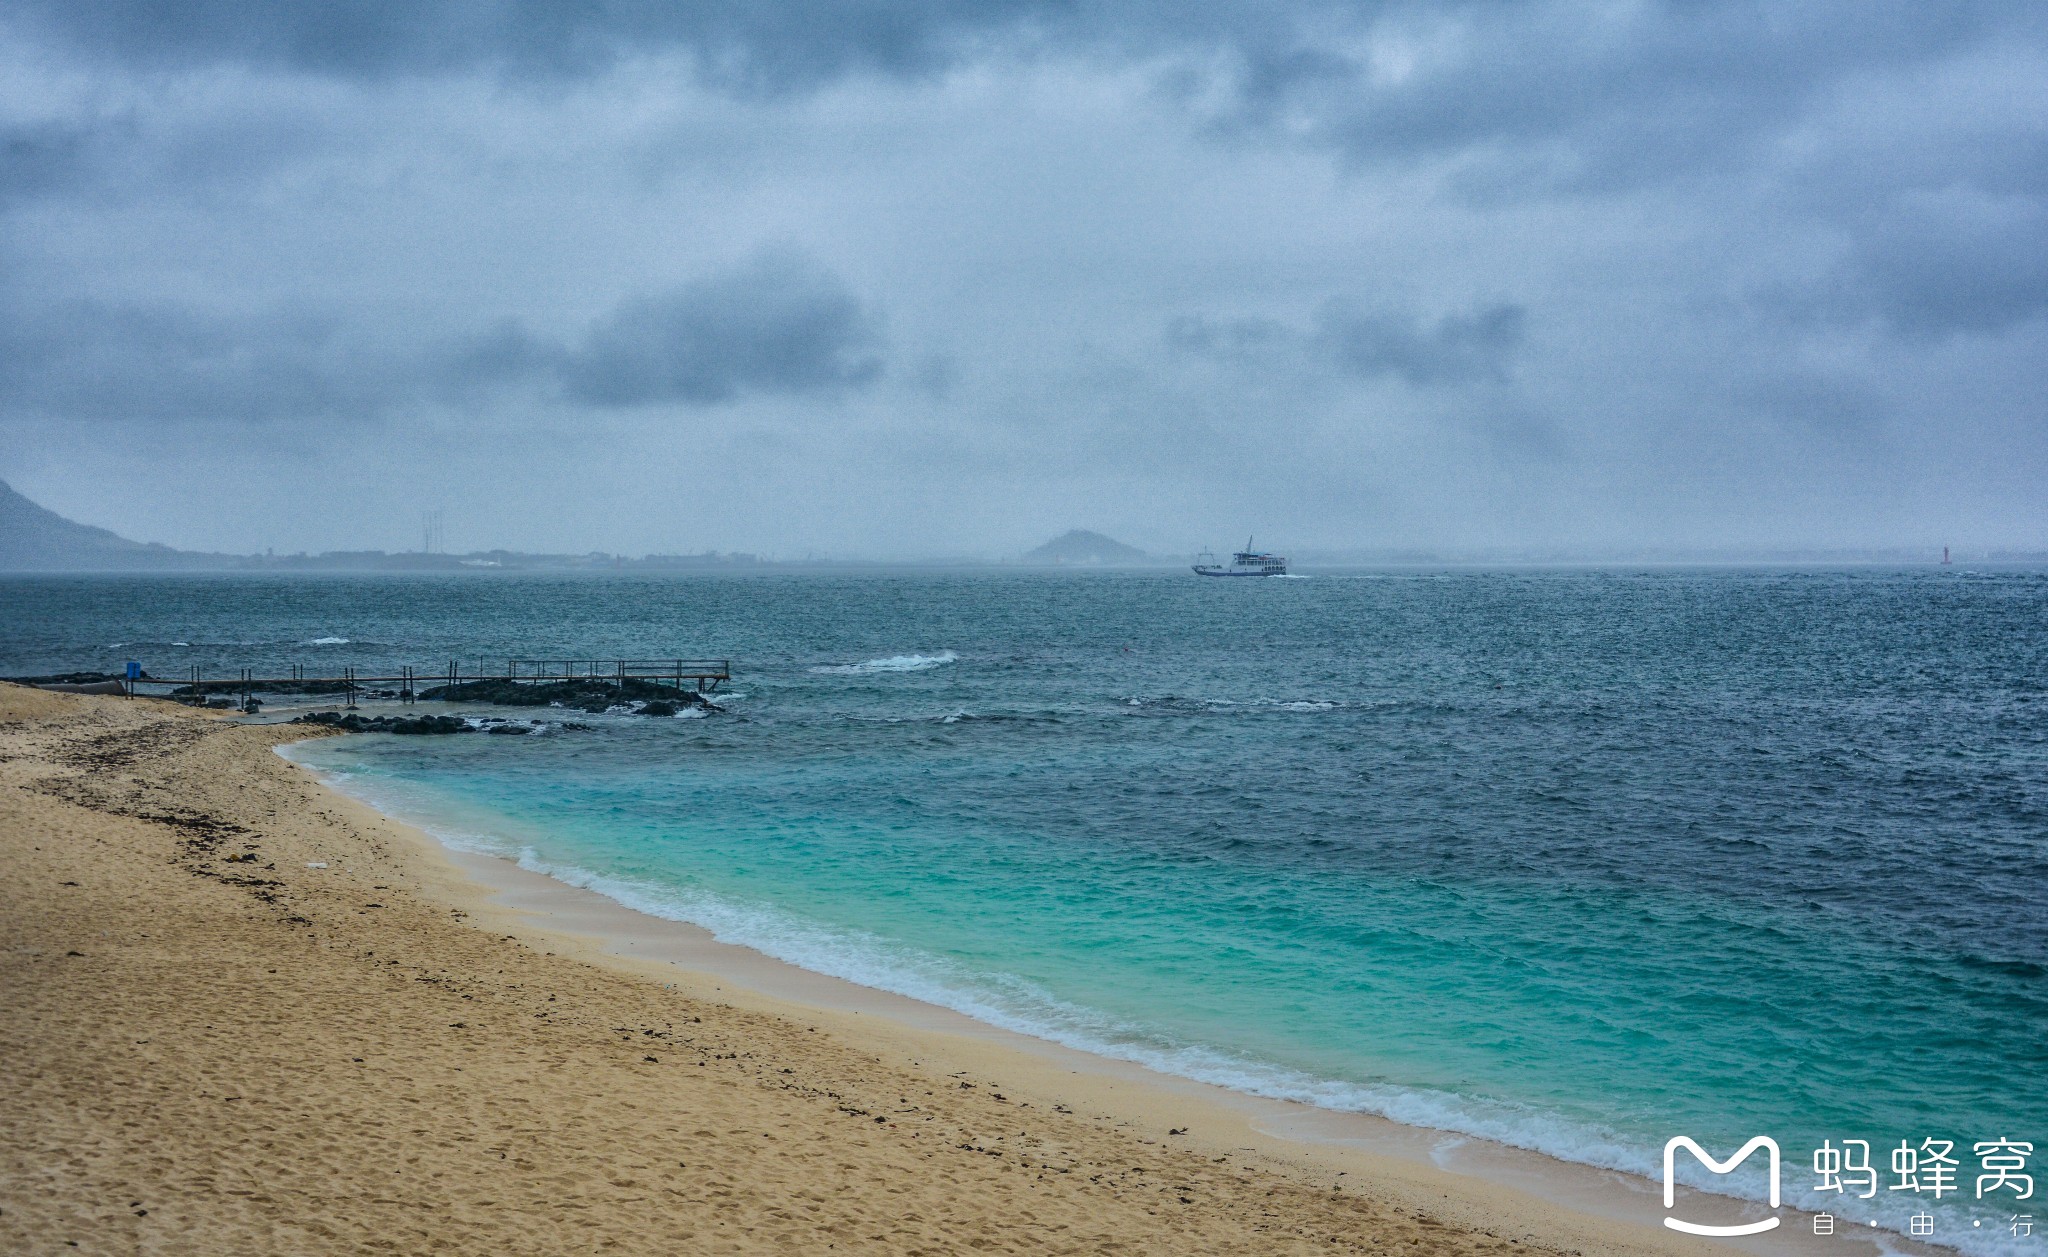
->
4 568 2043 1252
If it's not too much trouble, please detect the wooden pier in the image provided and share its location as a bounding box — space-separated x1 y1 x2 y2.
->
125 658 731 709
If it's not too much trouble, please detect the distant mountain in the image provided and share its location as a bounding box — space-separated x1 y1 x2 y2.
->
1023 529 1149 565
0 479 235 570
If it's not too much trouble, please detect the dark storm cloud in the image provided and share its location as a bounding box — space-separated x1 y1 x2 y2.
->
20 1 2042 318
2 1 2044 554
0 122 96 206
0 252 883 424
1163 314 1291 360
1198 4 2042 189
1169 299 1527 388
1754 181 2048 341
1730 373 1888 434
1832 197 2048 337
560 251 882 406
0 101 338 216
10 1 2047 331
5 0 1070 89
18 2 2039 169
0 298 401 424
1315 300 1526 387
434 320 559 402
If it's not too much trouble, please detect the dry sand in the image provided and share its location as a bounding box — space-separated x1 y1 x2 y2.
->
0 686 1852 1255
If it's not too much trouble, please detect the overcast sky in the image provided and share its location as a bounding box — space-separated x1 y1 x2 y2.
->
2 2 2044 557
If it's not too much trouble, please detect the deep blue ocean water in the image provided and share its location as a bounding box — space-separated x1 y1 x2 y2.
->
4 568 2043 1250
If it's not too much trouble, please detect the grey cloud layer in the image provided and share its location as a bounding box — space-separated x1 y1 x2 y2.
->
1169 299 1527 388
561 252 881 406
1 2 2044 553
1828 196 2048 336
0 300 393 425
9 0 1070 87
14 0 2045 345
0 252 882 425
20 1 2040 174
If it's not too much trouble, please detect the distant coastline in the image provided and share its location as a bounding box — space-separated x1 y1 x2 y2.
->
6 478 2043 571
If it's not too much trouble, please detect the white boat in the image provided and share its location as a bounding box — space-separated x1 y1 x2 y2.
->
1193 539 1288 576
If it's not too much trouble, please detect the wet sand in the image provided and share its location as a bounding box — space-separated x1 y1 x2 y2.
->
0 686 1899 1255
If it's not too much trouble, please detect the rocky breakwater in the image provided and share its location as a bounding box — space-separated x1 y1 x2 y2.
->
416 677 723 716
291 711 478 735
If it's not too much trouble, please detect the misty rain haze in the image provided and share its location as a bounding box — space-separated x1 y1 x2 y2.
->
0 2 2042 558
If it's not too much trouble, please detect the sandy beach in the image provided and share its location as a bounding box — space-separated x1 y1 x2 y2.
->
0 685 1841 1256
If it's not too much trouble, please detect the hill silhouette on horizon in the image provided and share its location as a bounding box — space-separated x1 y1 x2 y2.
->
1023 530 1149 565
0 480 234 571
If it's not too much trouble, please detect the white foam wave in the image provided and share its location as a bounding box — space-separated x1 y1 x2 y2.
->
300 790 1658 1187
267 744 2022 1257
279 746 548 860
465 849 1678 1184
811 650 959 675
1234 696 1345 712
446 853 2028 1254
463 716 547 735
1124 695 1343 714
304 636 350 645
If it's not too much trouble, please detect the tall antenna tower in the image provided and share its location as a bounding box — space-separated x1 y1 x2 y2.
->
421 510 445 554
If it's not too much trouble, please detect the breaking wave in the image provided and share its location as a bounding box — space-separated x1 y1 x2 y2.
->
281 739 2035 1257
811 651 959 675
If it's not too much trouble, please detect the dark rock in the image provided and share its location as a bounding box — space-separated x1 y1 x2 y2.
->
290 710 472 735
5 670 149 685
417 676 721 713
170 678 355 697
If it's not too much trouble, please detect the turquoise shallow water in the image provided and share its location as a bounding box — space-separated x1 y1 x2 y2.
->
5 569 2044 1251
